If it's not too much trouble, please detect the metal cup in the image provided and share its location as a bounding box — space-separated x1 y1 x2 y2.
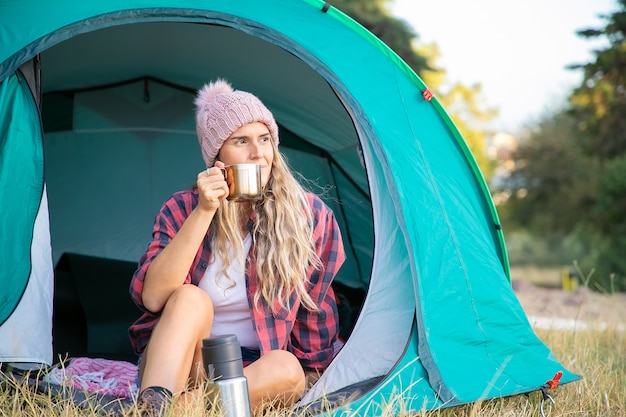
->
222 164 262 202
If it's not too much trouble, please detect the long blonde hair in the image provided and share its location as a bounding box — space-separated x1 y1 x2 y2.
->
209 148 322 312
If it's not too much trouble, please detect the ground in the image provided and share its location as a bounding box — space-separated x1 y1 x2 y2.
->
512 278 626 326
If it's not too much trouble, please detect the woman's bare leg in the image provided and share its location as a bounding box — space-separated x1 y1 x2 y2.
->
138 285 308 413
139 284 214 394
243 350 306 412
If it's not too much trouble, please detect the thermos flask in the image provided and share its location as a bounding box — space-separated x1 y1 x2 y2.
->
201 334 252 417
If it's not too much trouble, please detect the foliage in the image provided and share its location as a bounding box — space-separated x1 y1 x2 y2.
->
505 230 581 268
498 0 626 291
569 0 626 287
594 155 626 234
330 0 429 74
569 0 626 159
330 0 498 180
499 111 600 234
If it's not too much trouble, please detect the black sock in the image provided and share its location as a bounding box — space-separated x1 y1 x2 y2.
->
139 386 173 399
138 386 173 416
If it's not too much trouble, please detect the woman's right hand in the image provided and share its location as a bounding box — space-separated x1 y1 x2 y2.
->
196 161 229 212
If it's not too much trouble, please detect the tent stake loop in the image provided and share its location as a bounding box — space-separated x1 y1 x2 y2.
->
539 371 562 417
539 387 555 417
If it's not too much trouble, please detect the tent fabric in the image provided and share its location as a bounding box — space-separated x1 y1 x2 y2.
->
0 69 45 325
0 189 53 365
0 1 579 415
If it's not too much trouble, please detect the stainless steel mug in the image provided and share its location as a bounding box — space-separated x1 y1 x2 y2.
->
202 335 252 417
222 164 263 202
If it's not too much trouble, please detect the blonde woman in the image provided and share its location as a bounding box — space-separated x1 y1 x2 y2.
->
129 79 345 415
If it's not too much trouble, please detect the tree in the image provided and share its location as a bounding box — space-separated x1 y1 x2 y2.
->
500 0 626 291
330 0 430 74
569 0 626 159
569 0 626 290
498 111 599 233
330 1 498 179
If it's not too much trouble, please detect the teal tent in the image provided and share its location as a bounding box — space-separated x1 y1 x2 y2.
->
0 0 579 414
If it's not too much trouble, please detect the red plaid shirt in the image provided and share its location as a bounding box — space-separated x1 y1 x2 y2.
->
129 190 345 371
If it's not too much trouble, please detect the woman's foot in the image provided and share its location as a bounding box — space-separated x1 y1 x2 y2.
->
137 386 173 417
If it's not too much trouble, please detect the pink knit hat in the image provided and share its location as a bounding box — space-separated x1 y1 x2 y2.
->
195 79 279 166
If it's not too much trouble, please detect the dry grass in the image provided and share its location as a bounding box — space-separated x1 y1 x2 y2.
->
423 324 625 417
509 266 564 288
1 324 623 417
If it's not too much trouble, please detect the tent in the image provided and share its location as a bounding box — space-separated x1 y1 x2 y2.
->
0 0 579 414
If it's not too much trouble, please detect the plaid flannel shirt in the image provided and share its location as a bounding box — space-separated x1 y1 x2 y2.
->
128 190 345 371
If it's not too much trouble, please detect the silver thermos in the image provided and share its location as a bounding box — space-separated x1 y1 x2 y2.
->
202 334 252 417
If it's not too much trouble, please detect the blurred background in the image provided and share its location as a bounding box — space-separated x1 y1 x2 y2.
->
332 0 625 293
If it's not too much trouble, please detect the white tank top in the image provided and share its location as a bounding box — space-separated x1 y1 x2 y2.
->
198 234 258 349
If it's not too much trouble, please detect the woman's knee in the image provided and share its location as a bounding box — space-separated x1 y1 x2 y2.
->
265 350 306 394
244 350 306 410
163 284 214 321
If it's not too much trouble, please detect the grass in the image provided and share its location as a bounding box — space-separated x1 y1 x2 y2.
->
1 324 624 417
427 324 625 417
509 266 564 288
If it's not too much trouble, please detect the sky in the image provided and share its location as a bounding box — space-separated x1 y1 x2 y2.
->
390 0 619 133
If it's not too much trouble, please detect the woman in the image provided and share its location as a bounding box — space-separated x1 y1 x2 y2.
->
128 79 346 414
